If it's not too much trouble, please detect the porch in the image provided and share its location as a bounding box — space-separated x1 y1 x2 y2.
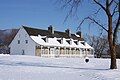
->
36 45 94 58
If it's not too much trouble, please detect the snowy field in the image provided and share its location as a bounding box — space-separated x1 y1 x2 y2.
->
0 54 120 80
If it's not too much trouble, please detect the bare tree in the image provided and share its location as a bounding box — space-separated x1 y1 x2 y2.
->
85 34 109 58
59 0 120 69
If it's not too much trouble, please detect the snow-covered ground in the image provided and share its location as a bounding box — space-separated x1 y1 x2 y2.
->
0 54 120 80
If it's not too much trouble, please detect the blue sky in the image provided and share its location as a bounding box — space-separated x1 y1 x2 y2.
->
0 0 119 42
0 0 99 33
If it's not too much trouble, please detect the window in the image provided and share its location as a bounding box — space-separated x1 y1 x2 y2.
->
25 40 28 44
18 40 20 44
25 34 27 37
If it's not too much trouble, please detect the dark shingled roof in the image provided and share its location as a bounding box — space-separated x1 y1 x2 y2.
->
23 26 51 36
23 26 84 41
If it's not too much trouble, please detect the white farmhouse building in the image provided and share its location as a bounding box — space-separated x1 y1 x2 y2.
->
9 26 94 57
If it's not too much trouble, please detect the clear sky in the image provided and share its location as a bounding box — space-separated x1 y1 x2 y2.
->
0 0 119 42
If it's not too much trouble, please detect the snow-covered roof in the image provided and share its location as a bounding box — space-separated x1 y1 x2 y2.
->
22 26 93 49
30 35 93 49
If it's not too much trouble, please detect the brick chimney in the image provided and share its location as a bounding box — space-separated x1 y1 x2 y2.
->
76 31 82 38
48 25 54 34
65 29 71 37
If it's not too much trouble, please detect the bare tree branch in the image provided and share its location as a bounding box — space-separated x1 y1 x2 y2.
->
112 3 118 16
91 8 101 17
61 0 72 9
106 0 109 8
93 0 106 11
109 0 114 6
61 0 82 22
64 5 74 22
77 18 86 30
94 8 101 15
78 17 108 32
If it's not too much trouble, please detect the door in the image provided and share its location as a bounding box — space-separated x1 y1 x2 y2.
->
36 48 41 56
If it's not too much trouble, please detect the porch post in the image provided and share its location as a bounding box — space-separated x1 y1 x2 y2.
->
83 49 85 57
54 47 56 57
69 48 71 57
48 47 50 57
74 48 76 57
58 47 60 57
85 49 87 57
64 47 66 57
79 48 81 57
40 46 43 56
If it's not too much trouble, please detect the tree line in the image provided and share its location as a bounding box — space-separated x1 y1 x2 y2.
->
0 29 18 54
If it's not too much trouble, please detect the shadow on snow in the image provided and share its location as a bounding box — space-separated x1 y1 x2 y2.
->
0 60 109 71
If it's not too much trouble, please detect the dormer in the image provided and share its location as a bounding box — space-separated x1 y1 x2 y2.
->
66 39 72 45
74 40 79 45
81 41 85 45
41 36 48 42
57 38 63 44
